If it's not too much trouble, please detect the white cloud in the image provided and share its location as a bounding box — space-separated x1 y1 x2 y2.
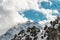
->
0 0 29 35
52 10 59 14
29 19 34 22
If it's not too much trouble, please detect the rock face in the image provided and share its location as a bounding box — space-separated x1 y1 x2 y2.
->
44 16 60 40
0 21 43 40
11 26 40 40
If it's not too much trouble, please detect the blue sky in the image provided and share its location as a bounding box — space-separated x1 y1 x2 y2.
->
23 10 47 22
21 0 60 22
40 0 60 12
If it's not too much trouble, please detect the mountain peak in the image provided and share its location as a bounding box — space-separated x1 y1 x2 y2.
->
0 21 42 40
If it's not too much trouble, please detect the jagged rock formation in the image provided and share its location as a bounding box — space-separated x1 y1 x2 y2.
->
11 26 40 40
44 16 60 40
0 21 43 40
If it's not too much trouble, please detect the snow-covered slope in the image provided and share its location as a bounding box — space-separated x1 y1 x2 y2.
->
0 21 44 40
0 17 60 40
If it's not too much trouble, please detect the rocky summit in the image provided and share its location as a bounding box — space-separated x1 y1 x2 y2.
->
0 17 60 40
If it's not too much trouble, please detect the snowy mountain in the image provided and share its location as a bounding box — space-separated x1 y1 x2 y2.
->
0 21 44 40
0 16 60 40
